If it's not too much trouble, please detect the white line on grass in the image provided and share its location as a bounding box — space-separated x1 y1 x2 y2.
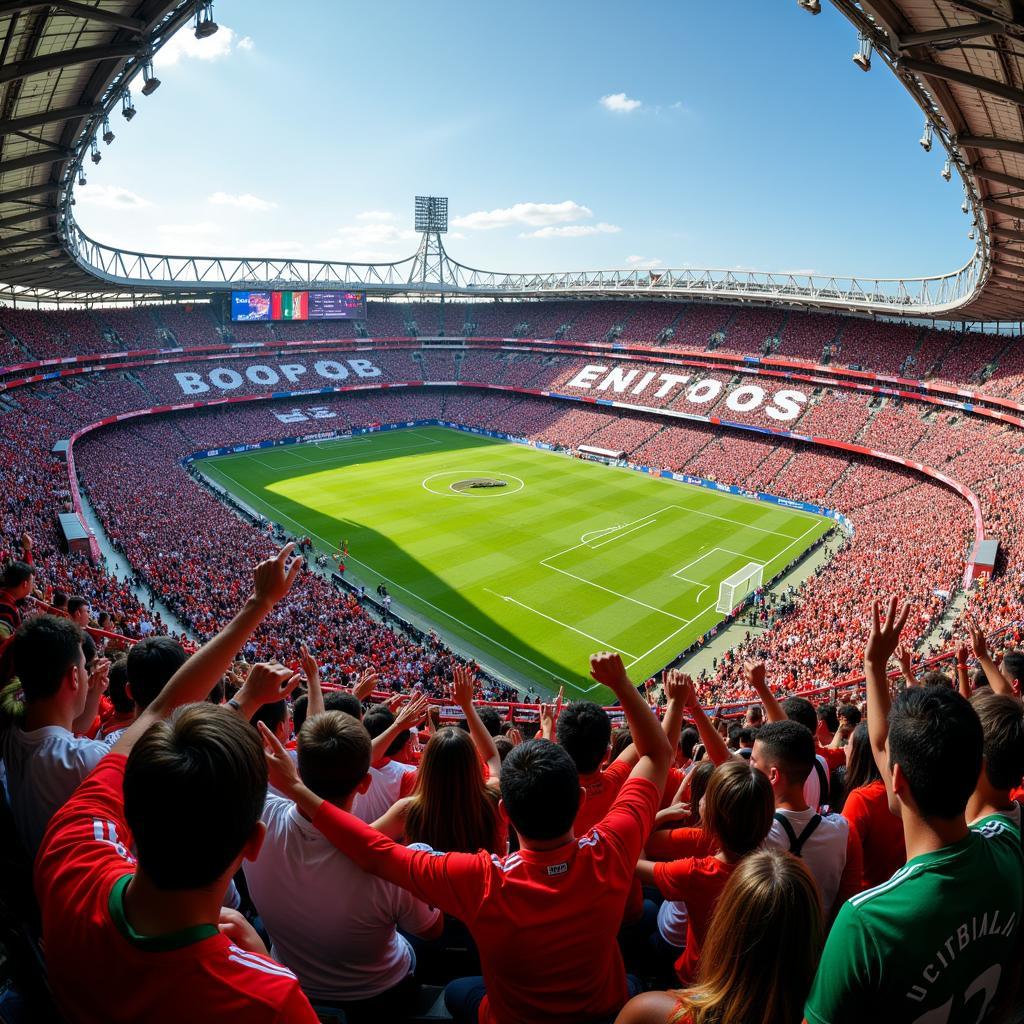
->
589 518 656 549
483 588 637 658
204 465 572 685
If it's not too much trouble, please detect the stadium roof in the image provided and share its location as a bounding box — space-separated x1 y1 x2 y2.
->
0 2 201 297
833 0 1024 321
1 1 1024 321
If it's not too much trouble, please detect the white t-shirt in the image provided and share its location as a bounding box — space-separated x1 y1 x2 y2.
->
1 725 110 856
244 795 439 1002
351 759 417 823
656 898 689 948
766 806 851 913
803 753 831 810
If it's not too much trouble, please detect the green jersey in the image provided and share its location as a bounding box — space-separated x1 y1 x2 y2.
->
805 814 1023 1024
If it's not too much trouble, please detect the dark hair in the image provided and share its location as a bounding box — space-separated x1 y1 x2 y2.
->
12 615 83 702
66 596 89 619
556 700 611 774
364 707 406 758
838 703 862 728
727 724 742 750
124 704 266 889
325 690 363 720
51 590 67 609
107 656 133 715
816 704 839 733
478 707 502 737
755 720 815 785
780 697 816 734
494 735 514 762
127 636 188 710
500 739 580 840
81 631 96 667
921 670 953 690
680 727 700 760
844 723 881 792
703 760 775 858
971 691 1024 792
689 760 716 822
610 726 633 761
888 687 982 820
251 698 289 736
1001 650 1024 685
1 561 33 589
297 710 371 803
737 727 755 747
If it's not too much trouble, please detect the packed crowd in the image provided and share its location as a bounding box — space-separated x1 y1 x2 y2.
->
1 544 1021 1024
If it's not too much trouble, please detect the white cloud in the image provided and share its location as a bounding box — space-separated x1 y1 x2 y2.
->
318 220 419 262
154 25 249 68
244 240 308 258
208 191 277 211
625 255 663 268
600 92 642 113
157 221 221 243
453 200 593 231
355 210 397 222
521 223 621 239
75 184 152 210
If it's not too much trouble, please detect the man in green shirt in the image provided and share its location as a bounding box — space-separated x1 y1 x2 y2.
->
804 599 1024 1024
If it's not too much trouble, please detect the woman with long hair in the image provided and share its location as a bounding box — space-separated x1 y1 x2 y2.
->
636 759 775 985
616 849 824 1024
841 722 906 888
372 666 505 854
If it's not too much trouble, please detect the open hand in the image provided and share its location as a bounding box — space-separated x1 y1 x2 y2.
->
353 669 379 702
393 692 429 731
451 664 476 709
253 543 301 609
589 652 632 694
237 662 301 710
299 643 319 686
865 598 912 669
257 720 302 798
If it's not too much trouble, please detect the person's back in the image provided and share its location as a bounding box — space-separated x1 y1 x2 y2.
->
244 712 440 1010
806 603 1024 1024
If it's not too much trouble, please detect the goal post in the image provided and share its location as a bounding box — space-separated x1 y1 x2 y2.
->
716 562 764 614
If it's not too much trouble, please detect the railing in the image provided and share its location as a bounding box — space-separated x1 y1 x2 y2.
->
57 217 987 318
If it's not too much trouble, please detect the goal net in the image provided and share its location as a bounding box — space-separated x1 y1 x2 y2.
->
716 562 764 614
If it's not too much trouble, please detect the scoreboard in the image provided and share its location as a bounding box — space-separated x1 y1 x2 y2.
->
231 290 367 322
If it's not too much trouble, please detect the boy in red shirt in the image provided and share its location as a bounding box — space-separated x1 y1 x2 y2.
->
35 545 318 1024
260 651 672 1024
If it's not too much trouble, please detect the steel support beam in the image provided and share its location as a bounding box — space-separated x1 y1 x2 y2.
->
0 42 139 86
960 135 1024 157
899 20 1003 47
898 57 1024 107
971 166 1024 191
0 147 73 173
0 2 145 30
983 199 1024 219
0 208 46 229
991 225 1024 242
0 182 60 203
0 104 96 135
0 227 55 246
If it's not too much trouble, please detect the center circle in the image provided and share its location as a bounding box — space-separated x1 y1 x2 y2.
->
422 470 525 498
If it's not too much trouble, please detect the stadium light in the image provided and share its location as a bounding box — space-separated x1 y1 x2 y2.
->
101 116 115 144
121 91 136 120
968 228 975 240
853 32 872 71
797 0 821 12
941 158 952 182
962 198 970 213
90 139 101 164
194 1 219 38
919 121 933 152
141 59 161 96
77 168 86 187
414 196 448 234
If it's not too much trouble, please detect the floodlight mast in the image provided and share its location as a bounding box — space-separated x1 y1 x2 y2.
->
411 195 451 335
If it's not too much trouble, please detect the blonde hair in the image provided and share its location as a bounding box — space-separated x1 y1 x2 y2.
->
672 849 823 1024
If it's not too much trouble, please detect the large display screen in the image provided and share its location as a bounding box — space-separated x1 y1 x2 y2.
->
230 290 366 322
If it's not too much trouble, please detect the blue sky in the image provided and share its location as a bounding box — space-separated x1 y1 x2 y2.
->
73 0 974 279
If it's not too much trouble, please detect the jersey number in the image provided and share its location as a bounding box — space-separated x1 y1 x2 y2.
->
911 965 1001 1024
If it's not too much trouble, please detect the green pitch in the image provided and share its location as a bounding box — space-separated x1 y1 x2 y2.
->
199 426 832 700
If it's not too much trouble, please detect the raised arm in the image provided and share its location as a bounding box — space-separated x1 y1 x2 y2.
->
678 674 732 765
300 643 324 718
371 693 428 762
451 665 501 780
894 644 918 689
744 661 785 722
864 597 911 794
967 619 1014 697
111 543 301 757
955 643 972 700
660 668 688 754
72 657 110 736
589 652 671 789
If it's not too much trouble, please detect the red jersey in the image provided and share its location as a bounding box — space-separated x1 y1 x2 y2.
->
574 758 631 834
816 744 846 774
34 756 317 1024
661 767 685 809
653 855 735 984
841 779 906 889
645 825 716 862
313 776 661 1024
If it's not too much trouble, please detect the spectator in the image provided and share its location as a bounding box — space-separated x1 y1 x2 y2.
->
67 596 90 627
615 849 824 1024
0 560 34 638
258 651 672 1024
966 690 1024 829
804 599 1024 1023
243 710 442 1020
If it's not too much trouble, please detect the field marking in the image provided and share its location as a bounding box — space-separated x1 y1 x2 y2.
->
542 562 691 624
483 588 637 658
767 520 823 564
422 470 526 499
201 464 571 685
589 518 656 548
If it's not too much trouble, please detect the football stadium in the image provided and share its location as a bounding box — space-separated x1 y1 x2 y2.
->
0 2 1023 1023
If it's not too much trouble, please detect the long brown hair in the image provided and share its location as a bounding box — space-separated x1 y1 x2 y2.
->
701 760 774 860
672 849 824 1024
404 727 501 854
